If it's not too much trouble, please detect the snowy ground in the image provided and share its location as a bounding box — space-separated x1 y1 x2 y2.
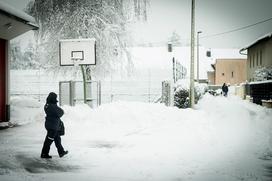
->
1 94 272 181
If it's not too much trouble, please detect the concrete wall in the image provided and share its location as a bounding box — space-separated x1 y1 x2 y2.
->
215 59 247 85
247 37 272 81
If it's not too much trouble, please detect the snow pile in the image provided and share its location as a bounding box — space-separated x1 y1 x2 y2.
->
2 94 272 180
10 96 43 125
196 94 272 153
65 96 272 180
174 78 190 91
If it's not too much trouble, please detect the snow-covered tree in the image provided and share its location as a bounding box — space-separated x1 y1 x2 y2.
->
168 31 181 46
253 66 272 81
25 0 148 78
10 41 24 69
10 41 39 69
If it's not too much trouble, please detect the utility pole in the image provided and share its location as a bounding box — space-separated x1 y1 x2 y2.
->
190 0 195 108
197 31 202 83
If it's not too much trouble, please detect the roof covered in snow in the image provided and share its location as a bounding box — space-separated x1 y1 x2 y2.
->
0 1 37 27
240 32 272 52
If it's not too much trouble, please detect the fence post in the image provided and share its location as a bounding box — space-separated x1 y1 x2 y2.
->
98 81 101 106
59 82 62 106
162 81 172 106
70 81 75 106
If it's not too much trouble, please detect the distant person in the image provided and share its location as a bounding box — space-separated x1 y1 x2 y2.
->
222 83 229 97
41 92 68 159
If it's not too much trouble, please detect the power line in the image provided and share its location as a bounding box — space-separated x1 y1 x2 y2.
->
132 16 272 47
201 16 272 39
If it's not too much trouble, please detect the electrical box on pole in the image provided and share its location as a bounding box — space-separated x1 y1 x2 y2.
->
168 43 172 52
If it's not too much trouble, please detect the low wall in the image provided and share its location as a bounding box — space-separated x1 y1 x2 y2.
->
236 81 272 107
234 85 246 99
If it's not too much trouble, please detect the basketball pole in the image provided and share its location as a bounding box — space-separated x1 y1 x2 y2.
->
80 65 87 104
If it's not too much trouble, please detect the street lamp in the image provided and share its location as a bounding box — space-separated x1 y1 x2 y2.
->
197 31 202 83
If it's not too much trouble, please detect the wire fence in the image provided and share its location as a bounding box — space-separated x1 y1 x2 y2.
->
10 70 163 104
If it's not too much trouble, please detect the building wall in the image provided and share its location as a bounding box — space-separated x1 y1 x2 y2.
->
247 37 272 81
0 39 6 122
207 71 215 85
215 59 247 85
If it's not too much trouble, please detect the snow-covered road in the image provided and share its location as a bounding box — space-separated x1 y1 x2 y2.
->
1 94 272 181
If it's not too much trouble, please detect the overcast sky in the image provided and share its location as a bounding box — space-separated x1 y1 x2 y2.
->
132 0 272 48
2 0 272 49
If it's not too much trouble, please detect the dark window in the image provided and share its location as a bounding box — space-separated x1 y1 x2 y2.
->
222 73 224 76
231 71 234 78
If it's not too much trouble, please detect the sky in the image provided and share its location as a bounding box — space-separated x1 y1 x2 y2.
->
2 0 272 49
131 0 272 48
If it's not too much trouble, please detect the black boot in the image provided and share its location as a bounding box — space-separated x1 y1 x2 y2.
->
59 150 68 158
41 154 52 159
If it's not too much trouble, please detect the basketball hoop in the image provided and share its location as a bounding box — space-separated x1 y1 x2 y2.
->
59 38 96 105
59 38 96 66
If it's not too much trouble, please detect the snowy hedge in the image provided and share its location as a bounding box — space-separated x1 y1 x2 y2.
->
174 79 208 108
253 66 272 81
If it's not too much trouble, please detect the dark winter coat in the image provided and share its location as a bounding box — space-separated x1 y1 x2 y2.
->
44 92 64 131
222 84 228 93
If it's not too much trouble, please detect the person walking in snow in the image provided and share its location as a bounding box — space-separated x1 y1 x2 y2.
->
222 83 229 97
41 92 68 159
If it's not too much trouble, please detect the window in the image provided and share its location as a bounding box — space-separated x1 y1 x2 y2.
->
231 71 234 78
222 73 224 76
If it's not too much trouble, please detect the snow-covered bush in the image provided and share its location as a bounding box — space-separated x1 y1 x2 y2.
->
254 66 272 81
174 87 189 108
174 79 208 108
195 82 208 99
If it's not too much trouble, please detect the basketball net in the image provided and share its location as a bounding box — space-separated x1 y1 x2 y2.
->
72 58 82 66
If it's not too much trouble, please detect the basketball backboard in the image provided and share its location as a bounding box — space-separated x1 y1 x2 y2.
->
59 38 96 66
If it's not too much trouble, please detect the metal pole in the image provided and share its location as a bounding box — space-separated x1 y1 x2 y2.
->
197 31 202 83
190 0 195 108
148 68 151 103
81 65 87 104
172 57 176 83
70 81 75 106
59 81 62 106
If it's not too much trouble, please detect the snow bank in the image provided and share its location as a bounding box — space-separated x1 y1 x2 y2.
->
196 94 272 153
10 96 43 125
4 94 272 180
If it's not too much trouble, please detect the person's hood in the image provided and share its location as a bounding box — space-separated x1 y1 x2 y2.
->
46 92 58 104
